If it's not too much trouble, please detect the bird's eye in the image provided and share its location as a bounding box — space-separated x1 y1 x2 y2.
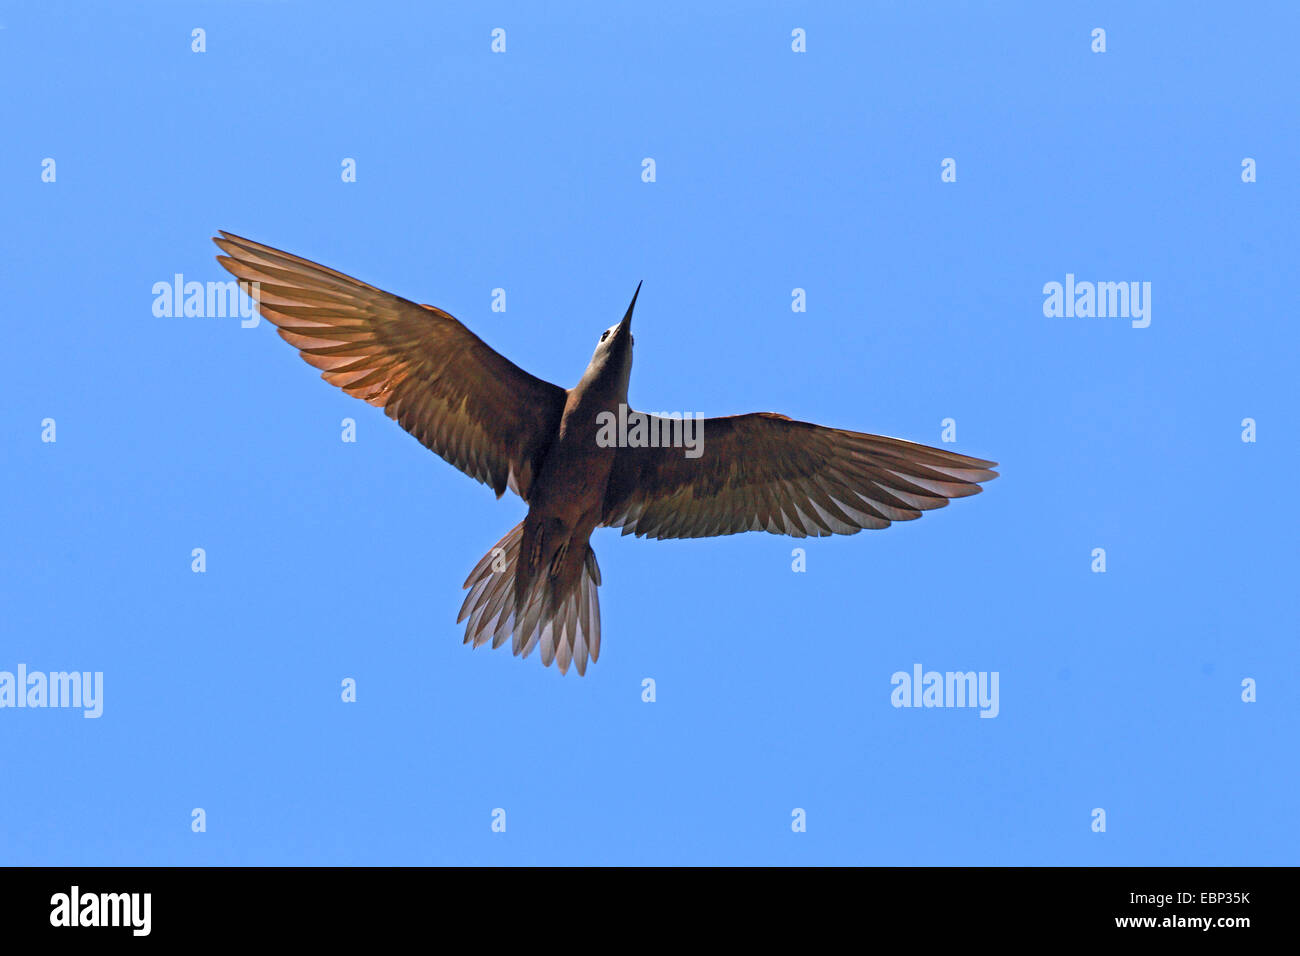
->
600 330 610 342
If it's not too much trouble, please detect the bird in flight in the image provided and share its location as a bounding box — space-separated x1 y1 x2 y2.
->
214 233 998 676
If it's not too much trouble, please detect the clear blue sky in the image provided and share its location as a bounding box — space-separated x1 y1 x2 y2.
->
2 2 1296 865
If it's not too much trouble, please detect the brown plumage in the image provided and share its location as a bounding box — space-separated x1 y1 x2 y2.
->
214 232 998 676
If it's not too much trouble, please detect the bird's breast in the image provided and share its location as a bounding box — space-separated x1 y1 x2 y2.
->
527 398 621 522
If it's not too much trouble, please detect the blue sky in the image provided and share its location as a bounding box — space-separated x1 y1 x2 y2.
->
2 1 1296 865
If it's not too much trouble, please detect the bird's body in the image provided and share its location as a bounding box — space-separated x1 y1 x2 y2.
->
504 311 633 670
215 232 998 675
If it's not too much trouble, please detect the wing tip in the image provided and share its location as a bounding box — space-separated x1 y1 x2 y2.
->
211 230 240 253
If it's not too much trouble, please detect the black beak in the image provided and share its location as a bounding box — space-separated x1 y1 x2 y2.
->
616 281 641 337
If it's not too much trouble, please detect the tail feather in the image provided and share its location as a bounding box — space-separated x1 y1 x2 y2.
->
458 522 603 675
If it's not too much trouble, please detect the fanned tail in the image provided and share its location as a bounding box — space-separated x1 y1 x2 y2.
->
457 522 603 676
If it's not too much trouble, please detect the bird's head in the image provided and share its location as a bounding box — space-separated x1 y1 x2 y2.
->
586 281 640 387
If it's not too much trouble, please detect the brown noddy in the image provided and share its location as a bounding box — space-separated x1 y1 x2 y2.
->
213 233 998 675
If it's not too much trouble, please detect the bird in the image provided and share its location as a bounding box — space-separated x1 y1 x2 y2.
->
213 232 999 676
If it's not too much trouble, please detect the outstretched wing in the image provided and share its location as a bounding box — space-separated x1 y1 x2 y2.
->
602 412 997 539
214 231 566 500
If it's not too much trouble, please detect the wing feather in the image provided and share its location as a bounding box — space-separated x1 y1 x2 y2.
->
602 412 997 539
214 232 565 499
